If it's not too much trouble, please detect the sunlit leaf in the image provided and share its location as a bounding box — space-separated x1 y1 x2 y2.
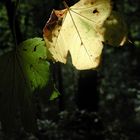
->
18 37 50 91
43 0 112 70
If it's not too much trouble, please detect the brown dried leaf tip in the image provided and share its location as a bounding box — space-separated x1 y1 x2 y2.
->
43 9 67 41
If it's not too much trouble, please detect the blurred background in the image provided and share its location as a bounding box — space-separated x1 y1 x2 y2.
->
0 0 140 139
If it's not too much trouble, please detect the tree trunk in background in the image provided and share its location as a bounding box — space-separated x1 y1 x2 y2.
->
76 70 105 140
76 70 99 112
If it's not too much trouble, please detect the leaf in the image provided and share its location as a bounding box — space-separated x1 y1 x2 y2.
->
0 37 50 132
101 11 127 46
43 0 112 70
18 37 50 91
49 87 60 101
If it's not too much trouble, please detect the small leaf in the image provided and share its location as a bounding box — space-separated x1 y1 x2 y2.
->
49 87 60 100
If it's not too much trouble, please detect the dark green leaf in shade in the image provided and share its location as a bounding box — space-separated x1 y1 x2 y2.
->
0 37 50 132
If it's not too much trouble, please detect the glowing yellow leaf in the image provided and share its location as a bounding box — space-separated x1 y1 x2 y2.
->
43 0 112 70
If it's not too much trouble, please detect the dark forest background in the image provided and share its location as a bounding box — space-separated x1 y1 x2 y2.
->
0 0 140 140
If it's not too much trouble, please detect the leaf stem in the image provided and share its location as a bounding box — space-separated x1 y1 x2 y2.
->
5 0 22 49
13 0 20 48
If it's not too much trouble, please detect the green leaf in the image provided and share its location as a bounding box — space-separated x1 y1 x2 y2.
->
49 87 60 101
18 37 50 91
0 37 50 132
